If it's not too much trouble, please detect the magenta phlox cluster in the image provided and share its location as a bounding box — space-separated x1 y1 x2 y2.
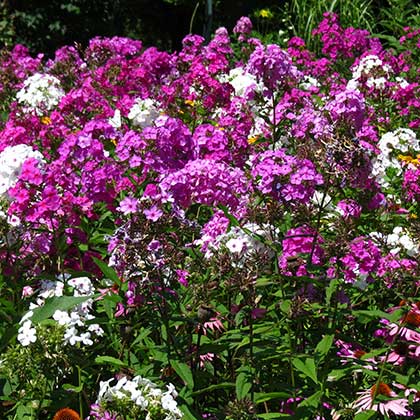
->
313 13 381 60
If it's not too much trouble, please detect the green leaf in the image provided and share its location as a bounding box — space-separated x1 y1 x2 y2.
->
170 360 194 389
92 256 121 285
192 382 235 396
354 410 377 419
236 372 252 400
298 390 322 408
255 392 290 403
62 382 83 392
292 358 318 384
30 295 94 323
257 413 288 419
95 356 127 367
179 404 198 420
315 334 334 358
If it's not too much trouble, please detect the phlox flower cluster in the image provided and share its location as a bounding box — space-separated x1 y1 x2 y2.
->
15 72 65 115
372 128 420 188
89 376 182 420
250 149 323 205
17 276 103 347
0 144 44 198
2 10 420 419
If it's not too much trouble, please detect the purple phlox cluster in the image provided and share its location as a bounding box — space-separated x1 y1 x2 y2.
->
246 43 301 92
336 199 362 219
159 159 249 213
233 16 253 42
250 149 323 205
403 167 420 201
85 36 143 67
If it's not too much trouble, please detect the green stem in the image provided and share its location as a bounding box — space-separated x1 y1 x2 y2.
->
189 1 200 34
78 365 83 419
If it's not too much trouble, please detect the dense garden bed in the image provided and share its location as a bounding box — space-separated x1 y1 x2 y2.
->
1 12 420 420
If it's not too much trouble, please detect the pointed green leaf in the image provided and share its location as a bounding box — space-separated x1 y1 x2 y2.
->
292 358 318 384
236 372 252 400
170 360 194 389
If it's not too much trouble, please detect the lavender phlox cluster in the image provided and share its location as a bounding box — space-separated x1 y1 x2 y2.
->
15 73 65 116
89 376 182 420
140 115 196 172
324 88 366 132
250 150 323 204
159 159 249 211
246 44 300 92
0 144 44 198
17 276 103 347
340 237 382 288
347 54 393 91
127 97 160 128
195 210 230 257
372 128 419 188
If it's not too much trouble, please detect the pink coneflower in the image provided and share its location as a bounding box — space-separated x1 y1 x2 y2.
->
352 382 412 417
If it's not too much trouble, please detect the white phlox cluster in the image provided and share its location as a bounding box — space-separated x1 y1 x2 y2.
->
0 144 44 196
222 67 262 98
96 376 183 420
347 54 393 91
17 276 103 347
370 227 419 257
16 73 65 115
217 223 277 262
128 97 160 128
372 128 420 188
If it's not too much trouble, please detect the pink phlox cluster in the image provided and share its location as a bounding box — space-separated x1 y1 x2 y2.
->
0 44 43 96
279 225 325 276
251 149 323 204
194 123 230 162
203 27 233 74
